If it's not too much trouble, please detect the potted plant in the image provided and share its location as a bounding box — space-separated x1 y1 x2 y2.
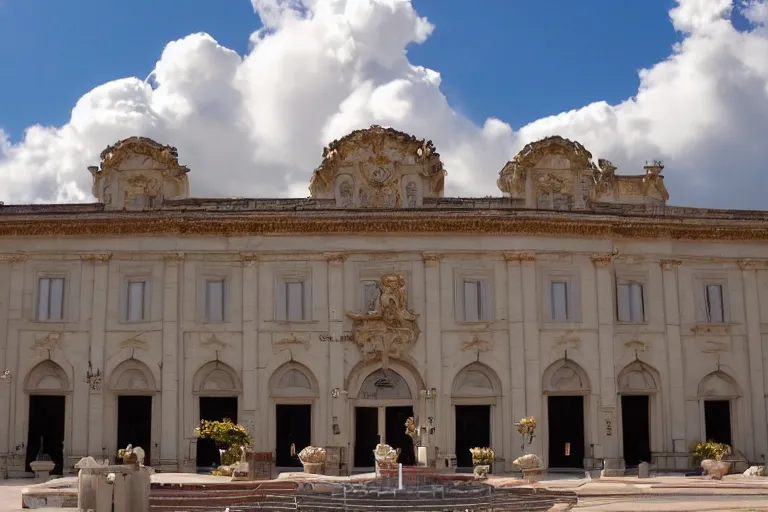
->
692 441 732 479
514 416 543 481
194 418 252 475
297 446 327 474
470 447 494 479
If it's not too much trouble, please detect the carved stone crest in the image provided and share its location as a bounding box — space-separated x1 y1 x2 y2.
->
347 273 420 369
460 335 492 352
200 335 228 350
118 335 149 351
31 332 62 352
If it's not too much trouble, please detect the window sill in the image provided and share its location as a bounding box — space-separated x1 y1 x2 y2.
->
616 321 648 326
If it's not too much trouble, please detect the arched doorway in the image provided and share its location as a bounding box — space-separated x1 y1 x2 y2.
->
352 367 416 468
451 363 501 468
698 371 740 447
108 359 158 465
24 360 70 474
269 363 318 468
617 361 659 467
542 358 590 469
193 361 242 468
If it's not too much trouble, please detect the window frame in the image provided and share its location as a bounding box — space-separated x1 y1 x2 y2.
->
453 268 494 324
694 275 731 324
36 276 66 322
616 279 646 323
125 279 149 323
275 270 313 323
541 270 581 324
203 278 228 323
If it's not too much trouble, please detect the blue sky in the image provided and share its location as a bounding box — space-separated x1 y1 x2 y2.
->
0 0 766 208
1 0 681 141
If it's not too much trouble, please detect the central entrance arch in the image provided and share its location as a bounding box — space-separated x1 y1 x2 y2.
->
348 361 423 469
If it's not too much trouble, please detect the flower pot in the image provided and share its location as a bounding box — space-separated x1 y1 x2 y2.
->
302 462 324 474
473 464 490 479
701 459 731 480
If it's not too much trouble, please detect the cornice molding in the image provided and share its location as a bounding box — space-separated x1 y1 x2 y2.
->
738 259 768 270
0 254 27 263
1 213 768 241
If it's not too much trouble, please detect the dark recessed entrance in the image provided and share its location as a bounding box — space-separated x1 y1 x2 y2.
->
275 404 311 467
621 395 651 467
704 400 732 446
117 395 152 464
455 405 491 468
196 396 238 468
26 395 65 474
548 395 585 469
385 406 415 466
354 407 378 468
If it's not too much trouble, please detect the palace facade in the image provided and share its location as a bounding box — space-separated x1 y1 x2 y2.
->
1 126 767 477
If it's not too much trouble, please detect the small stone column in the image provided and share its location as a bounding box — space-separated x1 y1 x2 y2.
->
422 252 443 465
660 259 686 455
161 252 184 467
325 253 347 448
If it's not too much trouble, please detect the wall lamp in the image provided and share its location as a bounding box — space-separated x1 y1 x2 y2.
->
420 388 437 399
331 388 348 399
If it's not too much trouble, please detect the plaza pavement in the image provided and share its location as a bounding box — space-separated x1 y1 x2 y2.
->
4 472 768 511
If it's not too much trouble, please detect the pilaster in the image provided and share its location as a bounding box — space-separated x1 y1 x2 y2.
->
738 260 768 460
325 253 347 447
0 255 22 476
591 253 620 463
161 252 183 466
82 254 111 458
421 252 443 460
503 252 528 461
660 259 685 452
240 253 259 445
515 252 543 458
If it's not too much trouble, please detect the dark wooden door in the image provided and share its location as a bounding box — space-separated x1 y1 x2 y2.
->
197 396 238 467
548 395 585 468
117 395 152 464
275 404 311 467
455 405 491 468
26 395 65 474
621 395 651 466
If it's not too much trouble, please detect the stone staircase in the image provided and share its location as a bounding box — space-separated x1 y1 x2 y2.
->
149 481 298 511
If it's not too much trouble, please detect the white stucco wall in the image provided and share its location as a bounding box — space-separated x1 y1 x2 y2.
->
0 233 766 475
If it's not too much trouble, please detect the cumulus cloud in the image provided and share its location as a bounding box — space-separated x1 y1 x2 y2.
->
1 0 768 208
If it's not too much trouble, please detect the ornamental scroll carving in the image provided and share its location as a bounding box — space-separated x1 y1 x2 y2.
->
346 273 420 369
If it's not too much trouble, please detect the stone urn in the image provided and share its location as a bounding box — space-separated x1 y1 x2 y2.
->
373 444 399 479
472 464 490 480
513 453 544 483
297 446 327 474
701 459 731 480
29 460 55 482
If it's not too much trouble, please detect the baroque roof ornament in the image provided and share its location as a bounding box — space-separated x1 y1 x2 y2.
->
498 136 594 195
308 125 446 204
346 273 420 369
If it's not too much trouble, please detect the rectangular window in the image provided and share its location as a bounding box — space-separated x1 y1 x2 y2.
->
550 280 569 321
463 280 483 322
617 281 645 322
126 280 147 322
205 279 225 322
38 277 65 321
362 280 380 313
705 284 725 323
286 281 305 321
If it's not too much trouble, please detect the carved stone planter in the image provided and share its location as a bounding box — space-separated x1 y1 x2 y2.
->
30 460 55 482
302 462 324 475
473 464 490 479
522 467 545 482
701 459 731 480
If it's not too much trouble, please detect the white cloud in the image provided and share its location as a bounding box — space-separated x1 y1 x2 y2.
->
1 0 768 209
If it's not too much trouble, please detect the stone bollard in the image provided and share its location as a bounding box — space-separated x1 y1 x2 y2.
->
75 456 151 512
638 462 650 478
